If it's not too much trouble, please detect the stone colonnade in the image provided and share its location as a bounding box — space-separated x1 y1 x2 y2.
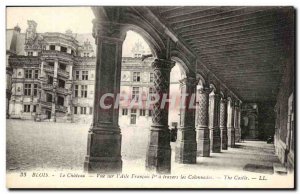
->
84 11 242 174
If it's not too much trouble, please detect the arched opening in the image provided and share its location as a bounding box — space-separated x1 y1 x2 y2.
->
118 30 156 171
168 59 187 130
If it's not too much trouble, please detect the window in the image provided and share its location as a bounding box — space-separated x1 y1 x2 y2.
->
58 79 65 88
133 72 141 82
24 84 31 96
27 51 33 56
132 87 139 101
81 85 87 98
84 53 89 57
150 73 154 83
148 109 152 116
74 107 78 114
74 85 79 97
140 109 146 116
34 70 39 79
46 93 53 102
80 107 86 114
82 71 88 80
131 109 137 114
61 46 67 53
48 76 53 84
33 105 37 113
48 62 54 67
57 96 64 106
149 87 155 100
122 109 128 115
50 45 55 50
89 107 93 115
23 105 30 113
59 63 66 70
25 69 32 79
33 84 38 96
75 71 80 80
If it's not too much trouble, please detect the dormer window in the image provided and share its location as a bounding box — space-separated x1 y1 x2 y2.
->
50 45 55 50
61 46 67 53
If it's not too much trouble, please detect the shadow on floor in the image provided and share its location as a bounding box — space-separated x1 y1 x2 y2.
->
243 164 274 175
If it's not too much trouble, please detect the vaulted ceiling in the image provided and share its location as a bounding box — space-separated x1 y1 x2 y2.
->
150 6 295 102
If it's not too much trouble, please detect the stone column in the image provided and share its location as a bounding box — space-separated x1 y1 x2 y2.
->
209 93 221 153
84 21 125 173
175 77 197 164
196 86 211 157
220 98 228 150
146 58 175 174
235 102 241 142
234 102 240 142
228 100 235 147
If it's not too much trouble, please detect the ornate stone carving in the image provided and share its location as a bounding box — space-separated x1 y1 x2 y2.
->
196 86 211 157
228 100 235 148
146 58 174 173
220 98 228 150
210 93 221 153
151 59 175 126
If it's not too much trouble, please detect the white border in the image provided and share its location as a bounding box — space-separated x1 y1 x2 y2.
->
1 0 298 193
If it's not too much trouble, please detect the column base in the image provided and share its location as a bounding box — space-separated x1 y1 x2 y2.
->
228 127 235 148
196 127 210 157
210 127 221 153
146 126 171 174
175 128 197 164
235 128 241 143
221 127 228 150
84 125 122 173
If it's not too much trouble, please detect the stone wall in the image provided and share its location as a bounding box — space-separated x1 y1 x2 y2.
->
274 54 295 170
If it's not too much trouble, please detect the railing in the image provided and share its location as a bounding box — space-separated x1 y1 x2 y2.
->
56 105 68 113
41 50 74 59
42 84 53 91
40 100 52 108
56 87 69 95
57 68 69 78
43 65 54 73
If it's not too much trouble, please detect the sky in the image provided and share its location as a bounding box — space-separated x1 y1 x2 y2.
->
6 7 151 57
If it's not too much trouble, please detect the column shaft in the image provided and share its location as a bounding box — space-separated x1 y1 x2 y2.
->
228 101 235 147
146 58 175 174
175 77 197 164
84 21 125 173
220 98 228 150
196 87 211 157
210 93 221 153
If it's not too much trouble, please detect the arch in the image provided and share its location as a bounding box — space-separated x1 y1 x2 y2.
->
170 57 189 79
170 49 192 76
210 83 217 93
196 72 207 88
122 12 167 59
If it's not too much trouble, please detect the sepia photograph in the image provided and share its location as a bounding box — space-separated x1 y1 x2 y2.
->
5 4 295 189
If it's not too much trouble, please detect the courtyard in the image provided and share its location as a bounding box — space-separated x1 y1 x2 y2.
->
7 119 284 176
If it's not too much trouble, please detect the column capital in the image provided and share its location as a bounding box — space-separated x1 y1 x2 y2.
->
197 86 212 94
92 20 126 43
151 58 175 71
179 77 198 87
220 98 228 104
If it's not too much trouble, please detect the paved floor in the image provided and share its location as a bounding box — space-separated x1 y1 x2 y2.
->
7 119 280 174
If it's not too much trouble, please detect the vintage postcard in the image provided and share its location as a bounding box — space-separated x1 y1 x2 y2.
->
5 6 295 189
